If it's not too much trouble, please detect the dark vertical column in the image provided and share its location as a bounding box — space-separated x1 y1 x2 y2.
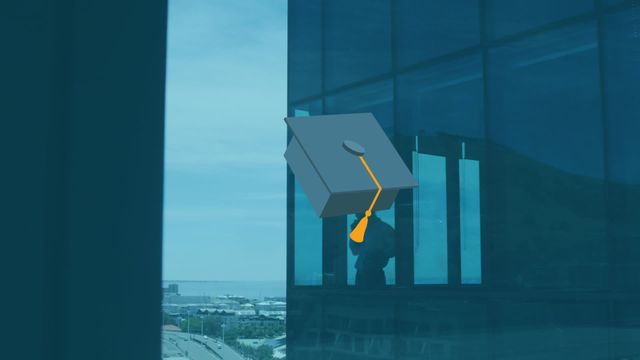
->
320 0 327 113
390 0 414 289
286 161 295 290
0 2 59 360
478 1 499 357
323 216 347 287
478 0 493 290
45 2 74 359
1 2 167 360
594 1 614 357
320 0 346 289
595 0 614 290
447 153 462 287
63 2 167 360
394 138 415 288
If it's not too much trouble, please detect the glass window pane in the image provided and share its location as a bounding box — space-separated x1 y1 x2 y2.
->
395 0 480 67
291 99 323 118
324 0 392 90
603 10 640 185
289 0 322 102
325 80 394 136
397 54 484 138
460 155 482 284
294 180 322 285
487 24 608 291
347 205 396 286
292 102 323 286
488 22 604 179
486 0 594 40
603 9 640 291
413 149 448 284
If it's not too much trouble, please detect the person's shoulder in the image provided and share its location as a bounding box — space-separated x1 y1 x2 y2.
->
381 221 394 231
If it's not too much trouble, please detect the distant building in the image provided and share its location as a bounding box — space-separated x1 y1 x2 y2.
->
215 294 250 304
211 295 245 310
237 336 287 359
258 310 286 320
255 300 286 312
264 296 286 302
238 314 284 328
163 295 210 305
162 283 179 296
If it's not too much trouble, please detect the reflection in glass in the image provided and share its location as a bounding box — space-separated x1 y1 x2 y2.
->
603 10 640 184
287 2 640 358
347 206 396 286
460 144 482 284
324 0 391 89
325 80 394 136
288 0 322 101
395 0 480 67
485 0 593 39
603 9 640 292
292 105 323 286
413 146 448 284
292 100 322 118
294 180 322 285
488 22 603 179
396 54 484 139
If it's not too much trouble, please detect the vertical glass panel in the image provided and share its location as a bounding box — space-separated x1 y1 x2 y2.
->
487 23 607 291
292 102 323 286
294 180 322 285
395 0 480 67
488 22 604 179
603 9 640 294
485 0 594 40
324 0 392 90
347 205 396 286
396 54 484 138
289 0 322 102
603 10 640 185
325 80 394 136
460 152 482 284
413 148 448 284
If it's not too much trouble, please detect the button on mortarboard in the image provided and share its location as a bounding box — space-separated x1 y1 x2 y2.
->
284 113 417 221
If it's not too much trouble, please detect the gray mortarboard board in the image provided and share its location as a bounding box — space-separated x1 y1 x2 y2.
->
284 113 417 243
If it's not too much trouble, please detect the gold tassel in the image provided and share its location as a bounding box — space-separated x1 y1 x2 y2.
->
350 210 371 243
349 155 382 243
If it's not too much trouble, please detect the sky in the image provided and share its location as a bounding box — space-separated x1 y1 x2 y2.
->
163 0 287 281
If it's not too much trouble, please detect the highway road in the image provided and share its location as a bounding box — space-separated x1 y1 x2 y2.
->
162 331 244 360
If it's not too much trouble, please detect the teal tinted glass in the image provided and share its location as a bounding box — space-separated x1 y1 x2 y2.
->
459 155 482 284
395 0 480 67
486 0 594 39
413 150 448 284
292 105 323 286
325 80 394 136
324 0 392 89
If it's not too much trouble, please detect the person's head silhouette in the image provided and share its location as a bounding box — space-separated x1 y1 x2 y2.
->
349 212 395 288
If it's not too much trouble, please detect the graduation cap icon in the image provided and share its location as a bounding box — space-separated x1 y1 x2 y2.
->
284 113 417 243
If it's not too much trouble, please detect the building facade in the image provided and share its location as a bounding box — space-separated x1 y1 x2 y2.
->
287 1 640 359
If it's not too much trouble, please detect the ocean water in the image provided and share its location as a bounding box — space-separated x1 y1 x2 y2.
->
162 280 285 300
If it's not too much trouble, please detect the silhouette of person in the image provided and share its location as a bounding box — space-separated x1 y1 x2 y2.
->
349 212 396 288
